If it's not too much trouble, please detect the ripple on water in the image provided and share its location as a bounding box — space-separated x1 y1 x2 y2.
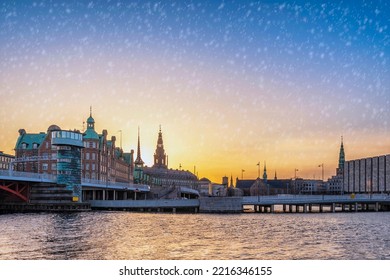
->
0 212 389 259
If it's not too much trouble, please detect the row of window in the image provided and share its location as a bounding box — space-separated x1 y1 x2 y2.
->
84 141 97 148
42 163 57 171
83 163 96 171
52 131 82 141
0 163 10 169
0 157 13 163
84 152 97 160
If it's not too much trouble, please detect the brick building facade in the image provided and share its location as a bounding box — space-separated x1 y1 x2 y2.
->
14 111 134 184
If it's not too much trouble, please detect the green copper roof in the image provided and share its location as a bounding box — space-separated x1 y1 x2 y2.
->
87 116 94 123
15 133 46 150
83 128 99 140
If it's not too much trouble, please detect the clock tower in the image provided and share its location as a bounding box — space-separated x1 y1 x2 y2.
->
153 125 167 169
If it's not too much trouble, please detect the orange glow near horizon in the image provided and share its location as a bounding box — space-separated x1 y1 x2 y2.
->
1 2 389 184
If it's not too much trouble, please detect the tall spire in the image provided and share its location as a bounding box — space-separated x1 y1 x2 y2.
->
90 105 92 117
263 161 267 182
338 136 345 170
153 126 167 168
134 127 144 167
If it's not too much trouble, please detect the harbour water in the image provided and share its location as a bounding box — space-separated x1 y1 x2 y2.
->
0 211 389 260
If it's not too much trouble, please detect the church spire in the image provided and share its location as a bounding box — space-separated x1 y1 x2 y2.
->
134 127 144 167
230 175 234 188
338 136 345 170
153 126 167 168
263 161 267 182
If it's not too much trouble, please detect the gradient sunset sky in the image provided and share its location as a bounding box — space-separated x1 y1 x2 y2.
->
1 1 389 183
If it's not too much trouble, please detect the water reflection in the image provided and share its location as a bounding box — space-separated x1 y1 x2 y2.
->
0 212 389 260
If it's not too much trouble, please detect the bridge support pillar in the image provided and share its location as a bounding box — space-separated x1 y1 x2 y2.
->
172 208 176 213
341 204 345 212
375 202 379 212
270 205 274 213
303 204 307 213
283 204 286 213
102 190 106 200
331 203 335 213
309 204 312 212
355 202 358 212
319 204 323 213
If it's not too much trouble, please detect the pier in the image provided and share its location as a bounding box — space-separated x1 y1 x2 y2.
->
242 194 390 213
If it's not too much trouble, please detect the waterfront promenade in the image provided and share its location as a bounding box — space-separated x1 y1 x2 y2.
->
87 194 390 214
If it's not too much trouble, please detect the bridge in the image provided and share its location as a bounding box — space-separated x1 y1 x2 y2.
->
0 169 150 203
242 194 390 213
1 170 389 213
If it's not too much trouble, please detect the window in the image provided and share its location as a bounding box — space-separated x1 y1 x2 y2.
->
92 153 95 160
86 164 89 170
51 163 57 170
92 164 95 171
86 153 90 160
42 163 48 171
22 143 27 149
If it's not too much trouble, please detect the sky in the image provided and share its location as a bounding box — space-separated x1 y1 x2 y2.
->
0 0 389 183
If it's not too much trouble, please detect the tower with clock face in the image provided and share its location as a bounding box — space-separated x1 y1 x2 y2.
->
153 125 167 169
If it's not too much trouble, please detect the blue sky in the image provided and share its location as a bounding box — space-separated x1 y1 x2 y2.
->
1 1 389 181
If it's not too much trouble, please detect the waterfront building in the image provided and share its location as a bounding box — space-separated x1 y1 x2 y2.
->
133 127 198 197
197 177 228 196
14 125 58 173
235 165 291 196
0 151 14 170
343 154 390 194
14 110 134 184
82 110 133 183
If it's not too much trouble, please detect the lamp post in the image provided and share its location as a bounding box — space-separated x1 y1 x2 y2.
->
318 163 324 181
241 169 245 180
257 162 260 178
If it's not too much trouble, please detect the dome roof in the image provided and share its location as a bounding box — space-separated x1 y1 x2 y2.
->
83 128 99 140
87 116 95 123
47 124 61 132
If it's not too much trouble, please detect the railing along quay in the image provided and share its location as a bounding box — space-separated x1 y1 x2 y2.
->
242 194 390 213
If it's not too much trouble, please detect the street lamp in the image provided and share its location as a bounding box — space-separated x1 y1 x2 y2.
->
318 163 324 181
257 162 260 178
241 169 245 180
